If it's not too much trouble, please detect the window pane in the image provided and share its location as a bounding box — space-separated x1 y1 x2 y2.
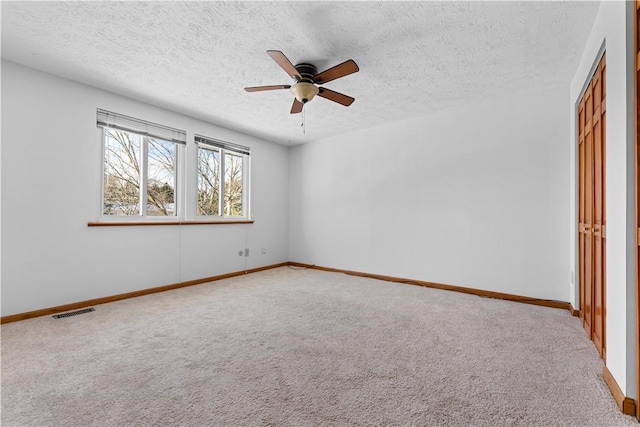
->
146 138 176 216
224 151 243 216
103 129 141 215
197 147 220 216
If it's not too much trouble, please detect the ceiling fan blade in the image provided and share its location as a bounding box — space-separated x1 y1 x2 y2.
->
313 59 359 85
267 50 300 79
317 87 355 107
290 98 303 114
244 85 291 92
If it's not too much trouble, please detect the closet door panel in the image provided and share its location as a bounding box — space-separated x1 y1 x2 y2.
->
578 54 606 359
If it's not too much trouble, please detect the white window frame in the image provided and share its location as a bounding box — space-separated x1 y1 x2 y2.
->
95 110 252 223
195 135 251 220
97 109 186 221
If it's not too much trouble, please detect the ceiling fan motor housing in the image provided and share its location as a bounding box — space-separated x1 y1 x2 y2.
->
294 63 318 83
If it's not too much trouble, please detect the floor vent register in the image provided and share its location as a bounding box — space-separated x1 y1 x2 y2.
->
52 307 95 319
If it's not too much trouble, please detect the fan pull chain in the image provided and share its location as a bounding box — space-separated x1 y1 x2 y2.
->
301 107 306 134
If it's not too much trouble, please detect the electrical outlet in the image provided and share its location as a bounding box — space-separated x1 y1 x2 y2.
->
244 248 249 257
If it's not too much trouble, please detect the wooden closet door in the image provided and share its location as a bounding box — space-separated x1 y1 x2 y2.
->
635 0 640 420
592 57 606 358
578 102 587 329
578 54 606 359
578 82 594 338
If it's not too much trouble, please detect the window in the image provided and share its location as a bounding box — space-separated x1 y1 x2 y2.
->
197 147 220 216
196 135 250 218
98 109 185 218
96 110 251 223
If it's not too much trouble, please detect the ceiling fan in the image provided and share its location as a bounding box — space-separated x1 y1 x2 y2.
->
244 50 359 114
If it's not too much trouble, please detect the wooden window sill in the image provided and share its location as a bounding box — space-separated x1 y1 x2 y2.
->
88 220 254 227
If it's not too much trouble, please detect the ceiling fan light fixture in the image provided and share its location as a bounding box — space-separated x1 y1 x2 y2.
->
290 82 319 104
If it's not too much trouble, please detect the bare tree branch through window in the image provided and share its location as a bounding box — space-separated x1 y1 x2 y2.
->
103 129 176 216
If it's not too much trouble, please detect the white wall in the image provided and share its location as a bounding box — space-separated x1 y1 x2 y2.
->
1 60 290 316
289 86 570 302
569 1 636 399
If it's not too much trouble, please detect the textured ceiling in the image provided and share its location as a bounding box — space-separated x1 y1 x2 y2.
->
1 1 600 146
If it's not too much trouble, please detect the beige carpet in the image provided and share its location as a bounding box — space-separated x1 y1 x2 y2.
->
1 267 637 426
